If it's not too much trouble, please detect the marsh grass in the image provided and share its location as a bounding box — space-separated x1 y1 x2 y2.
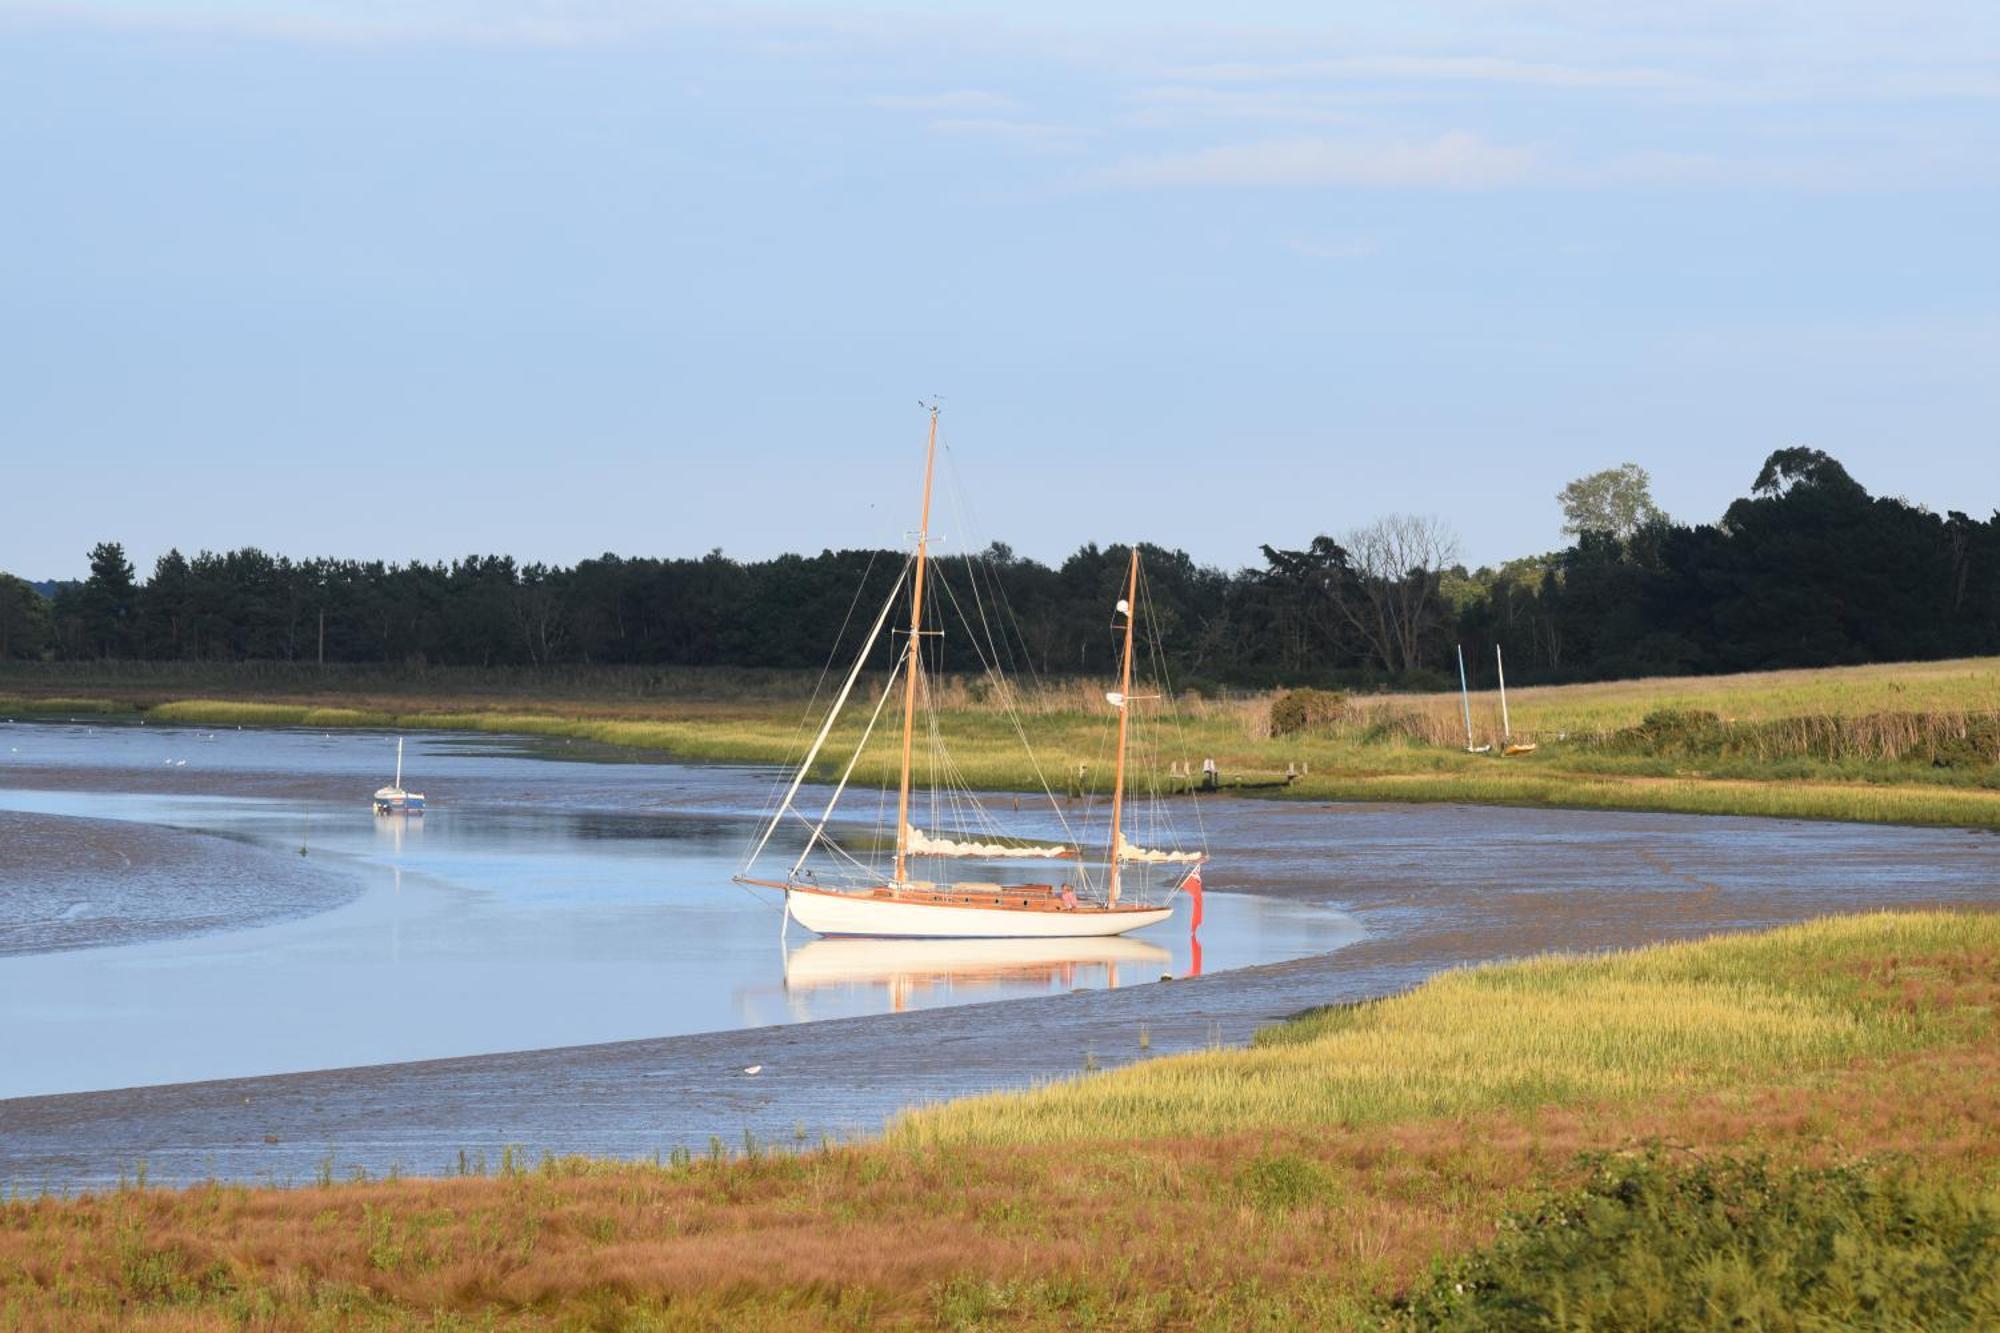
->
0 695 135 718
5 656 1998 831
1346 655 2000 746
893 913 1994 1149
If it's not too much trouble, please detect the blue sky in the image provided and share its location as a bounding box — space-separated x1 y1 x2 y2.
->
4 1 1997 580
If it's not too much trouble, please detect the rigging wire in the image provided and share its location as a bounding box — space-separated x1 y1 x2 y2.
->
740 555 911 874
932 442 1084 854
790 643 908 877
738 546 888 866
1138 555 1210 858
926 559 1080 852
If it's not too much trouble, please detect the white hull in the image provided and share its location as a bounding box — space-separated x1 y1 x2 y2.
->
786 887 1173 939
372 785 424 815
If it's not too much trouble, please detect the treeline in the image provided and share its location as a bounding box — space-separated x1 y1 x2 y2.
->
2 449 1996 689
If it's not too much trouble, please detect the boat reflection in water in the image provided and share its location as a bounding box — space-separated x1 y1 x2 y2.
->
781 935 1173 1016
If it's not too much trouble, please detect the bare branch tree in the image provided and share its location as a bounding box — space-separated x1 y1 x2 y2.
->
1336 514 1460 674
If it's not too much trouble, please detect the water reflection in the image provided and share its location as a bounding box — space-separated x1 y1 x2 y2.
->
372 809 422 856
781 935 1173 1016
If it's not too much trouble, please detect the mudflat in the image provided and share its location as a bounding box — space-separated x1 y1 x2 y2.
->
0 809 357 955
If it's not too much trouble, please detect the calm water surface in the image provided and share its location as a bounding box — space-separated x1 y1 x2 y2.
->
0 723 1361 1098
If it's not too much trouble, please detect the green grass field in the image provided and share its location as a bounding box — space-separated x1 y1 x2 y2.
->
4 911 1995 1328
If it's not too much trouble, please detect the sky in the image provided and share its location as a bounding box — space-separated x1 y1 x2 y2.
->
4 1 1998 581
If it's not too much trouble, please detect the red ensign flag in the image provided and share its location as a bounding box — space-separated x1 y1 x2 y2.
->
1185 863 1204 930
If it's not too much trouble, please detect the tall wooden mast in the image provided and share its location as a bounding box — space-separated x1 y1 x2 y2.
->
892 405 940 885
1106 548 1140 905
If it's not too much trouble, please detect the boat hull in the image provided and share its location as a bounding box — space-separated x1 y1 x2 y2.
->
783 934 1171 987
372 788 425 815
786 885 1173 939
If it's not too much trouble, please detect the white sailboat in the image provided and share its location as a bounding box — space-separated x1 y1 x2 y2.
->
1497 644 1537 755
372 736 426 815
734 407 1203 939
1457 644 1492 753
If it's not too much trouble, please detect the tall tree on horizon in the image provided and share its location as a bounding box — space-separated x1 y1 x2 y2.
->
73 541 137 659
1558 463 1667 541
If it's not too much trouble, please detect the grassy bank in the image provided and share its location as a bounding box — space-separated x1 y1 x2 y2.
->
4 657 1998 830
895 912 1976 1148
3 912 1996 1328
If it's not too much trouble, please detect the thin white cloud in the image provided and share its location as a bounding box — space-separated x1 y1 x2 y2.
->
1579 147 1988 192
869 89 1019 114
1166 55 1687 92
929 117 1091 155
1122 84 1397 129
1092 136 1960 194
1286 235 1379 260
1091 132 1538 190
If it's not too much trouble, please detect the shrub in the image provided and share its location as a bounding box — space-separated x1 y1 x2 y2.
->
1391 1153 2000 1330
1269 687 1347 737
1620 707 1730 755
1235 1153 1337 1213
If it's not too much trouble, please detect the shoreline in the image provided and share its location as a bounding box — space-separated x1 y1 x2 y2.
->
7 694 1998 833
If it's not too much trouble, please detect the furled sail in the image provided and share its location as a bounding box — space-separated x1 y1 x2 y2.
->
1115 833 1206 864
904 825 1076 860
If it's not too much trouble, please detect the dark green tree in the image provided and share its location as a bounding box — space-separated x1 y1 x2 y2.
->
73 541 137 658
0 573 51 660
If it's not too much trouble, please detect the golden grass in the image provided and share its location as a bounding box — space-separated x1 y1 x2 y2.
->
894 912 1986 1149
0 695 134 718
2 912 1996 1330
146 700 395 729
1457 654 2000 731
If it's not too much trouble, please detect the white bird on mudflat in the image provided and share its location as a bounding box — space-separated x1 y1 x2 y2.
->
741 1065 763 1076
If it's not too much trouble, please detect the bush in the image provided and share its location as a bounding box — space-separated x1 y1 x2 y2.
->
1269 687 1347 737
1235 1152 1338 1213
1391 1153 2000 1330
1597 707 1731 757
